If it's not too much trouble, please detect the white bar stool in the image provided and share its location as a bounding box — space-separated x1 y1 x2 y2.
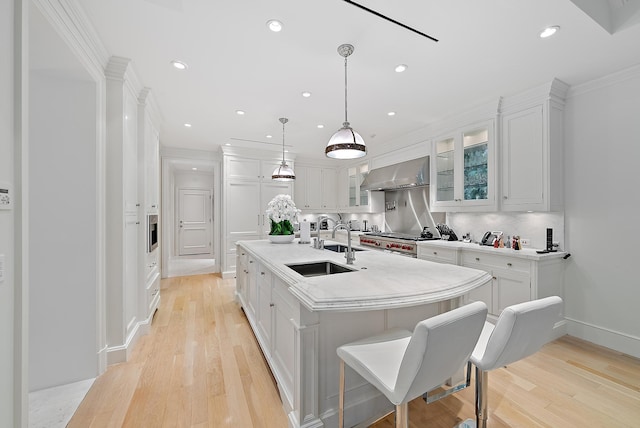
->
337 301 488 428
470 296 563 428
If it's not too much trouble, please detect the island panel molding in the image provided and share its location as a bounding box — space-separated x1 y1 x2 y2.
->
235 239 491 427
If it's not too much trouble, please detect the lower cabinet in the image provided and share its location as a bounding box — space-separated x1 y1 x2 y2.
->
235 245 314 425
461 252 531 316
418 243 565 319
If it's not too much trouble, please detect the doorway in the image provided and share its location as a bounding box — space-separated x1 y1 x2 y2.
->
177 188 212 256
163 161 219 278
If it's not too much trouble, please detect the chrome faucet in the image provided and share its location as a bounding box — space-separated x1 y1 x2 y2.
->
314 215 338 249
332 224 355 264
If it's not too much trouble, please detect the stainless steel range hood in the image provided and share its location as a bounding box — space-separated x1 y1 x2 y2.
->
360 156 429 191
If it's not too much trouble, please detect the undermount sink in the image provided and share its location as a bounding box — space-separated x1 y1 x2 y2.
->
286 261 357 277
323 244 366 253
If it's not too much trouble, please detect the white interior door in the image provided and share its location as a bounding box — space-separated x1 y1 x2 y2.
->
178 189 212 256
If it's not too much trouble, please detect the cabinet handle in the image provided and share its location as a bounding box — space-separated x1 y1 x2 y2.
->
249 260 253 264
136 221 140 225
136 203 140 207
492 276 497 280
269 303 274 307
475 257 480 261
507 262 512 267
260 271 265 275
503 196 508 199
151 204 157 208
433 251 438 255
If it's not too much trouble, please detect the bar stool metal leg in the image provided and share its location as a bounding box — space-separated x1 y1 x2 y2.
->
339 359 345 428
395 402 408 428
475 367 488 428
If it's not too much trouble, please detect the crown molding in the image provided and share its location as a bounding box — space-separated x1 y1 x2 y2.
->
33 0 110 79
138 87 163 128
567 62 640 98
501 78 569 112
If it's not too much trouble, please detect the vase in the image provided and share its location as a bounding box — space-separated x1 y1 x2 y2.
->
268 234 295 244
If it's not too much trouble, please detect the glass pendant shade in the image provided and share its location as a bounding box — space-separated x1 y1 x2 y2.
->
272 162 295 181
272 117 295 181
325 122 366 159
326 44 366 160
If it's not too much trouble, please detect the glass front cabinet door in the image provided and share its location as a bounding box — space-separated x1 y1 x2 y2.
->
431 121 496 211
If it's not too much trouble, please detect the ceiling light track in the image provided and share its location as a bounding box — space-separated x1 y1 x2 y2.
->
342 0 439 42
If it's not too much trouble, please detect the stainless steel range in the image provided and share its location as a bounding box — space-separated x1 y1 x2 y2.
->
359 232 439 257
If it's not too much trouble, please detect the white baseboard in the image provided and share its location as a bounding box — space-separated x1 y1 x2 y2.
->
565 317 640 358
221 270 235 279
106 308 157 365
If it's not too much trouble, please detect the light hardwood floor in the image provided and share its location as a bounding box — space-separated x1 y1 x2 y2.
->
69 274 640 427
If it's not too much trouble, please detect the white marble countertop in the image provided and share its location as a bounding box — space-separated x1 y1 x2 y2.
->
416 239 568 261
238 239 492 312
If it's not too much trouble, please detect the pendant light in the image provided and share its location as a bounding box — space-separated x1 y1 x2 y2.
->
325 44 367 159
272 117 295 181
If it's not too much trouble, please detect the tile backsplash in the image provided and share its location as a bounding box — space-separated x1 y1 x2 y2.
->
446 212 565 250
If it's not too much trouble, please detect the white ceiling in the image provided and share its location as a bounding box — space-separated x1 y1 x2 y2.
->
74 0 640 159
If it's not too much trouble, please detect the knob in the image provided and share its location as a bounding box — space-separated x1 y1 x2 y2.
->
475 257 480 261
507 262 512 267
261 272 265 275
433 251 438 255
269 303 274 307
504 196 508 199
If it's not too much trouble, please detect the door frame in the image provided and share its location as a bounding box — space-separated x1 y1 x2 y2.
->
160 152 221 277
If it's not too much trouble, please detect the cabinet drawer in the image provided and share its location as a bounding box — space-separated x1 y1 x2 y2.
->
461 251 529 273
417 246 457 264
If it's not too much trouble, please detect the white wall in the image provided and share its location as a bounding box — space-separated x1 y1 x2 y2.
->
563 65 640 357
28 72 99 390
1 0 15 424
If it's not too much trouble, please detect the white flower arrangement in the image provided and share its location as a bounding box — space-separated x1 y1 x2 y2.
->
265 194 300 235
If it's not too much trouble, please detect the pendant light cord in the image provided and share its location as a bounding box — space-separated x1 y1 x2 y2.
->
281 120 286 164
344 56 348 124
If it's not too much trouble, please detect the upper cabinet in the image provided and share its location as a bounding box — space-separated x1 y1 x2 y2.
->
431 120 496 212
336 162 383 213
294 165 338 211
139 89 160 215
500 79 568 212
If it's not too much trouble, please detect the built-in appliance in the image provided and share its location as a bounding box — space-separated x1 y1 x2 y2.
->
148 214 158 252
359 232 439 257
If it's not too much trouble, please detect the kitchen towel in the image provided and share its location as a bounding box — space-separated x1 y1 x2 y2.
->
300 221 311 243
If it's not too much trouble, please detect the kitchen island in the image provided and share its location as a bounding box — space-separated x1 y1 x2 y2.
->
235 239 492 428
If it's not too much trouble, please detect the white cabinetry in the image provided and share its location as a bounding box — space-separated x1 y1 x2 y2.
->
431 121 496 212
417 242 565 320
294 165 338 211
500 79 568 212
337 163 384 213
143 113 159 213
223 154 294 274
461 252 531 317
235 244 312 422
105 57 143 363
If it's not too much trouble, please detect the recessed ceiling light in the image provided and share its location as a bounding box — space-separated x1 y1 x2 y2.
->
539 26 560 38
302 91 311 98
284 150 289 153
225 143 231 146
395 64 408 73
236 110 245 115
171 60 188 70
266 19 283 32
192 167 197 171
387 111 396 116
317 124 324 129
184 123 192 127
266 135 273 139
